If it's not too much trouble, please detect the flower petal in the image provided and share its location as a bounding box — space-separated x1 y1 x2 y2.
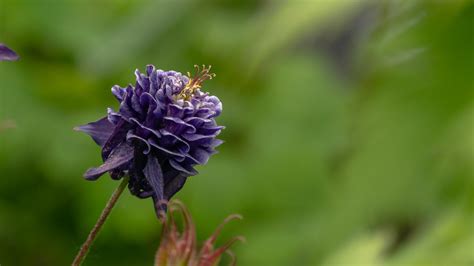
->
84 142 134 180
75 117 115 147
184 116 211 127
169 159 197 176
146 64 155 76
194 108 212 118
140 92 158 110
159 129 190 153
198 126 224 135
143 155 165 214
111 85 126 102
101 119 132 160
168 104 193 118
130 118 161 139
189 148 211 165
182 133 218 146
0 44 19 61
135 69 150 94
209 139 224 148
163 116 196 134
207 95 222 118
164 173 188 199
126 131 151 154
149 139 185 159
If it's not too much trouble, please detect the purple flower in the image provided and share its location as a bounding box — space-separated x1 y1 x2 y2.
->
0 44 19 61
76 65 223 217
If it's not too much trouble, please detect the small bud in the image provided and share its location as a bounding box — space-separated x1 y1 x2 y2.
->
155 200 244 266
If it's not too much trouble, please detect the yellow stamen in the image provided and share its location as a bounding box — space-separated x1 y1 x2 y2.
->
177 65 215 101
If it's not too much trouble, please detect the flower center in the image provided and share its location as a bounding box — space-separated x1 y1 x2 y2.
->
176 65 215 101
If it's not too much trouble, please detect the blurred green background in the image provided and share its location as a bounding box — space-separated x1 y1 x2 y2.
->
0 0 473 265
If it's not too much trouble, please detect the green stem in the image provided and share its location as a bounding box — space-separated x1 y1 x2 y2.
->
72 176 129 266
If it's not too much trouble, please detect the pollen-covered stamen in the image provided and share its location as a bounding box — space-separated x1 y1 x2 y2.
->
177 65 216 101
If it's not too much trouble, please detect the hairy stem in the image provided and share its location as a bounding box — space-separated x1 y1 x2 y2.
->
72 176 129 266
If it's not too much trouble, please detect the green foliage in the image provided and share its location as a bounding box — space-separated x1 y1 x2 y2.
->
0 0 472 265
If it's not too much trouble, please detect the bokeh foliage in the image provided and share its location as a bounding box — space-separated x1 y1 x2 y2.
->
0 0 472 265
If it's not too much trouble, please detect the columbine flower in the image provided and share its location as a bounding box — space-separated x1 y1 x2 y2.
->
0 43 19 61
76 65 223 217
155 200 243 266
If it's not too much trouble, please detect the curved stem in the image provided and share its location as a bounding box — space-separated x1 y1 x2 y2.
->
72 176 129 266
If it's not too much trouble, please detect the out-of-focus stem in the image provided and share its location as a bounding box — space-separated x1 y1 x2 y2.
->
72 176 129 266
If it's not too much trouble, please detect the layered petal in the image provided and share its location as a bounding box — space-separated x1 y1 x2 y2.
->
101 119 132 160
74 117 115 146
84 142 134 180
143 155 165 215
169 159 198 176
164 173 188 200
